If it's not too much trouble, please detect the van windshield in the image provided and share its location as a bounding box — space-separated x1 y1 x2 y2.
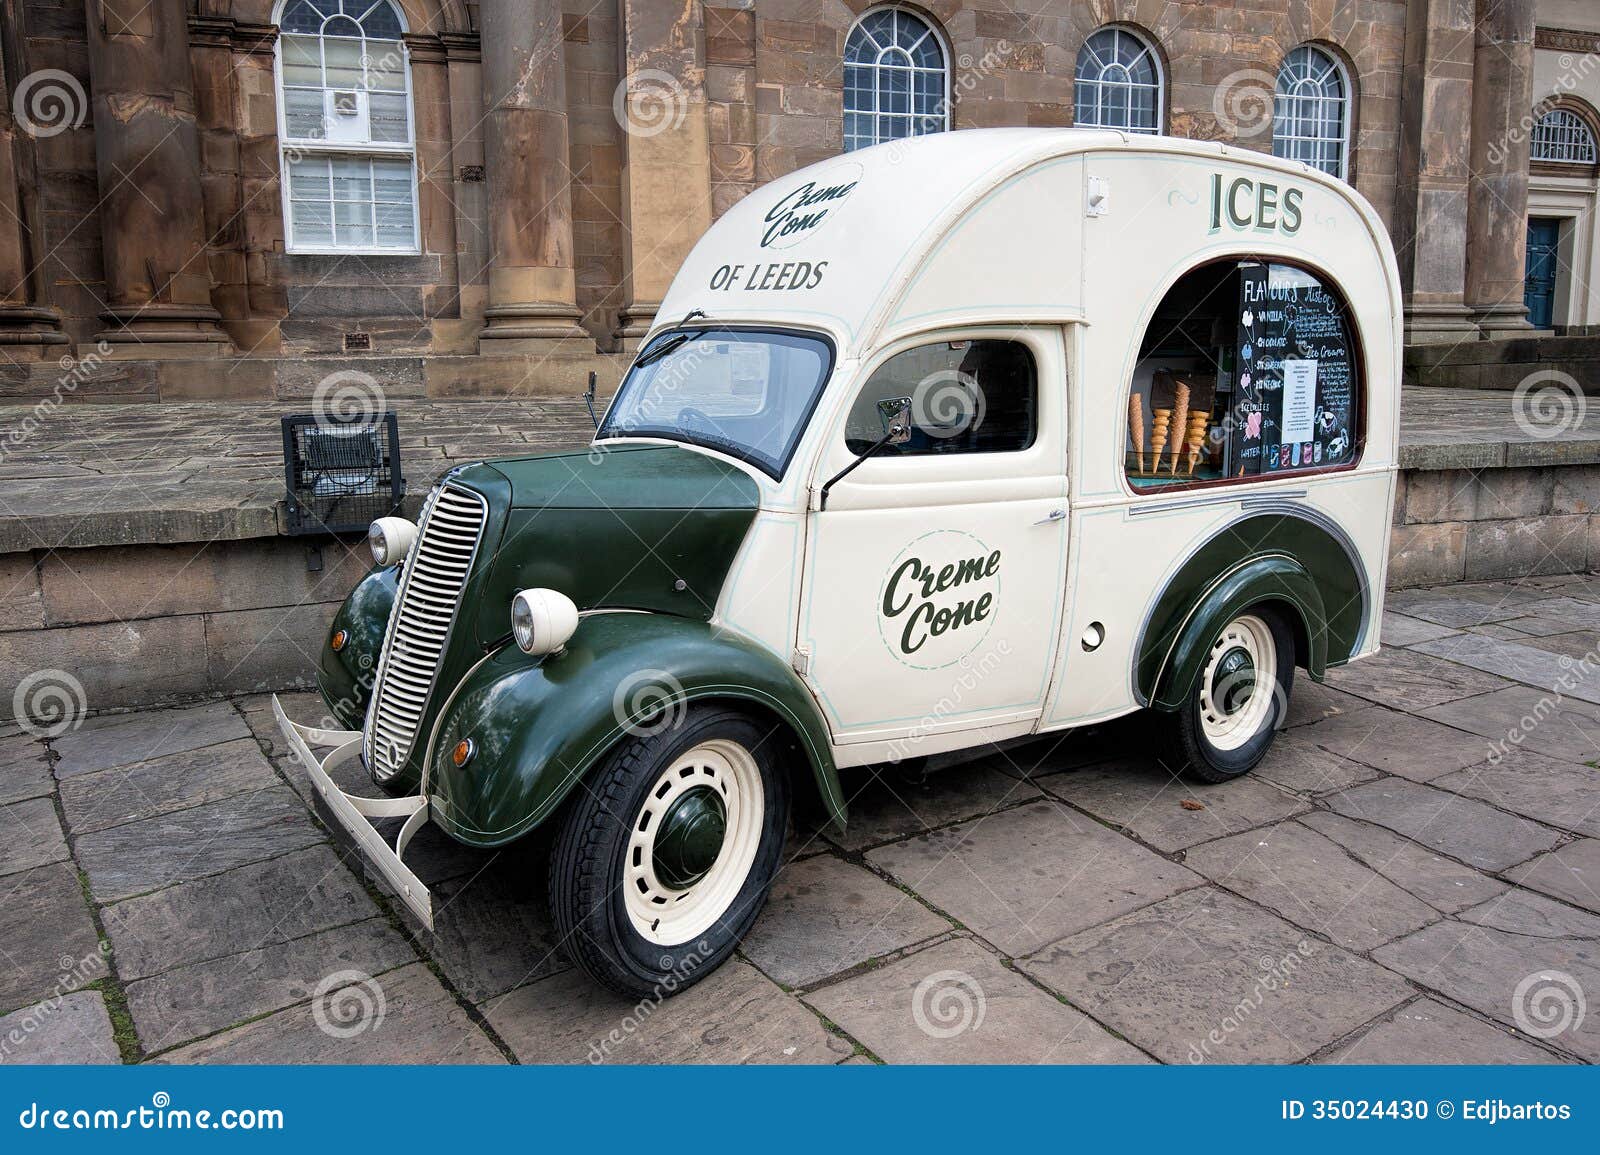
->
598 327 834 479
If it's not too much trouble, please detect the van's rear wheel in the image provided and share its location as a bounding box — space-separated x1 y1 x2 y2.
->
549 706 789 999
1164 610 1294 783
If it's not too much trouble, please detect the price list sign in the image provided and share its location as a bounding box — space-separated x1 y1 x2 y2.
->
1229 264 1355 476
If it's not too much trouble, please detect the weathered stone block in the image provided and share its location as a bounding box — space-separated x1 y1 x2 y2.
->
1386 522 1465 588
1462 515 1589 581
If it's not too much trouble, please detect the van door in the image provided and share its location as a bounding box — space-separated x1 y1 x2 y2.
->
797 328 1068 750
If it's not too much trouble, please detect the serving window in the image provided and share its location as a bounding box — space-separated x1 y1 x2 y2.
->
1125 261 1360 489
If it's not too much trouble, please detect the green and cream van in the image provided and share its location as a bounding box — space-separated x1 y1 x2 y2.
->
276 128 1398 998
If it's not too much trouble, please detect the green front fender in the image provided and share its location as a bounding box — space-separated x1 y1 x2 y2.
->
1143 554 1329 712
316 564 399 729
426 613 843 847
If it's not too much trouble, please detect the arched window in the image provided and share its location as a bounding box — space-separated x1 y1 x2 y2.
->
275 0 417 252
1273 45 1350 179
843 7 949 152
1532 107 1598 165
1073 27 1162 134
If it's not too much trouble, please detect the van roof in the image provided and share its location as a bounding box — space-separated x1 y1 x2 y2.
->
657 128 1399 358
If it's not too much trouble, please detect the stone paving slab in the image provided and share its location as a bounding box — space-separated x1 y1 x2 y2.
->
126 920 416 1053
0 863 105 1015
483 960 852 1064
1431 748 1600 838
1422 686 1600 764
1039 760 1307 852
1414 632 1600 704
1457 887 1600 939
1379 612 1461 647
1322 645 1514 710
1249 731 1380 795
75 785 325 902
1298 811 1509 915
740 854 950 988
0 795 69 877
52 702 250 778
1326 779 1563 872
0 733 51 805
1297 708 1500 781
1322 998 1564 1064
1504 839 1600 914
57 737 279 834
156 963 504 1064
805 936 1150 1064
1018 887 1414 1064
1281 679 1374 727
1182 822 1439 952
823 763 1042 852
0 992 119 1064
425 865 568 1004
101 844 381 981
866 800 1201 958
1374 921 1599 1062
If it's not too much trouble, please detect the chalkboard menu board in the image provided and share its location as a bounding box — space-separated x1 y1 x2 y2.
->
1228 264 1356 477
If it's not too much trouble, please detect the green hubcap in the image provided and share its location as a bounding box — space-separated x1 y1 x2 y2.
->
1212 646 1256 715
652 786 728 890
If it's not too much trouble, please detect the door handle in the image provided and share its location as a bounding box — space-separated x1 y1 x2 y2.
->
1035 508 1066 525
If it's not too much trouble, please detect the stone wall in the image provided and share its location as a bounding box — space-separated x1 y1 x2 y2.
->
1389 463 1600 587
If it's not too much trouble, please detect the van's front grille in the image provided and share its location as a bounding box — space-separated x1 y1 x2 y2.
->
363 484 487 782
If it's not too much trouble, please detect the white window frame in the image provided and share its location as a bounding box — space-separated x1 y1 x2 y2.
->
272 0 421 256
1532 107 1599 165
1073 25 1164 135
1273 44 1352 181
842 4 952 153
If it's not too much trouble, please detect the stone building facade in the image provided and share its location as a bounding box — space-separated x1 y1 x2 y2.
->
0 0 1591 402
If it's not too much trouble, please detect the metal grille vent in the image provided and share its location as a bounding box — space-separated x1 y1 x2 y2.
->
363 484 487 781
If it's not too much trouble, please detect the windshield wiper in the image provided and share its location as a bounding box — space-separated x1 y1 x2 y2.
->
629 309 709 369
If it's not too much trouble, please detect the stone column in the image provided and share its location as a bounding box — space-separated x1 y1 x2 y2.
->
477 0 587 351
0 9 67 358
84 0 232 357
1465 0 1538 336
613 0 714 348
1393 0 1478 343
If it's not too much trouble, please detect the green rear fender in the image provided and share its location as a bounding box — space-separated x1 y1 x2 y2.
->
427 613 843 847
1137 510 1368 711
316 564 398 729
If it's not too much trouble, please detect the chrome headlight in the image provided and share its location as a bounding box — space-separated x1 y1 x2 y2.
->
368 516 417 566
511 589 579 656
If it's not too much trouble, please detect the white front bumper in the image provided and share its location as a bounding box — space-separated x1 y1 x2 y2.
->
272 694 436 931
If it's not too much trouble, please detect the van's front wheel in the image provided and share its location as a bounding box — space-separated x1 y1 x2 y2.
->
548 706 790 999
1164 610 1294 783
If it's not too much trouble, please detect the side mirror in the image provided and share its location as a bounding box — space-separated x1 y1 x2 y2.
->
877 396 913 446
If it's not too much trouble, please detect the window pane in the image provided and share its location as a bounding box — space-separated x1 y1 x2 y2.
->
322 37 363 89
330 157 372 201
287 154 330 195
846 340 1037 456
289 198 333 246
365 41 406 92
1076 28 1162 132
358 0 404 40
368 91 409 142
371 158 413 201
333 199 374 246
842 10 946 152
283 88 325 138
376 201 414 247
281 35 322 86
281 1 323 34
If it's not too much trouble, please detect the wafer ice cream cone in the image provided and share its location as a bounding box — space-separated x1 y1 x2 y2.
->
1169 382 1190 474
1149 408 1171 474
1128 394 1145 473
1184 413 1208 475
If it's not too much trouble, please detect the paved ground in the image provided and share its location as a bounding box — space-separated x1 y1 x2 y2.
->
0 387 1591 552
4 572 1600 1065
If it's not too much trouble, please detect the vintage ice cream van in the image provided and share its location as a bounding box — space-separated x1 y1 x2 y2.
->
276 128 1398 997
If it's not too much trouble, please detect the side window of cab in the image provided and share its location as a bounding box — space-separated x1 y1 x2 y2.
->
1125 261 1361 489
846 339 1038 456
